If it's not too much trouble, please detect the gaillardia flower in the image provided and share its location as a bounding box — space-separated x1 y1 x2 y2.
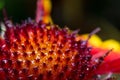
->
0 0 120 80
0 20 105 80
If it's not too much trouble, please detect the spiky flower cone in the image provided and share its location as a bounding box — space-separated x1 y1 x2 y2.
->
0 21 102 80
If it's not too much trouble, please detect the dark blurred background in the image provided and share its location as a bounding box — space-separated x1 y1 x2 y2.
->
0 0 120 41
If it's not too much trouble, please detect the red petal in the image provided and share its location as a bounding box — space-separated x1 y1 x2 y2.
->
91 48 120 74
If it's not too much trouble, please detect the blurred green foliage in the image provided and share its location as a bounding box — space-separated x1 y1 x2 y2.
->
52 0 120 41
0 0 36 22
0 0 4 10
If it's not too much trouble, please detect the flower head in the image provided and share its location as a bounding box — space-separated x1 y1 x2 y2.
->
0 20 105 80
0 0 120 79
